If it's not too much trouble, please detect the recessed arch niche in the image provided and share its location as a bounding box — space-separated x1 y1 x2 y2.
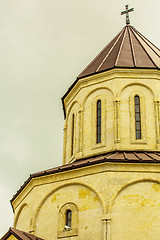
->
83 88 114 155
120 84 155 147
14 203 31 232
111 180 160 240
34 183 103 240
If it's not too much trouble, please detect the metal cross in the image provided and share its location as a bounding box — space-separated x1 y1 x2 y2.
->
121 5 134 25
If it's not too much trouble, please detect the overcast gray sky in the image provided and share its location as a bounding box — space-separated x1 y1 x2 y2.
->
0 0 160 237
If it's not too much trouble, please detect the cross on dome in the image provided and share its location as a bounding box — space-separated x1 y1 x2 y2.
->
121 5 134 25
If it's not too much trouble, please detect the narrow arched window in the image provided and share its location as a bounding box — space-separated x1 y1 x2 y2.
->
66 209 72 228
71 114 75 156
96 100 101 143
134 95 141 139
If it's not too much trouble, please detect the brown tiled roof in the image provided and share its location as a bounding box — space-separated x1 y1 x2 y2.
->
62 25 160 118
1 227 44 240
78 25 160 79
10 151 160 205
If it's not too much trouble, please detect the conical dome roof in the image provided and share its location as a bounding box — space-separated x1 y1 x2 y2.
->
78 25 160 79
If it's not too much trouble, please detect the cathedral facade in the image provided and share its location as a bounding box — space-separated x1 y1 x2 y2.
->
2 23 160 240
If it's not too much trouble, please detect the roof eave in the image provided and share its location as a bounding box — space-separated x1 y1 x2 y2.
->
61 66 124 119
1 228 22 240
61 66 160 118
10 150 160 206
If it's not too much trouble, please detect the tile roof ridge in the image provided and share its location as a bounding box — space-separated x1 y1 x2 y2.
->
131 25 160 54
9 227 21 235
129 26 158 68
154 152 160 157
96 27 126 72
77 27 125 78
127 25 136 67
3 227 23 240
115 26 128 66
105 151 119 159
133 152 143 161
123 151 128 160
10 228 44 240
144 151 157 161
132 26 160 68
23 232 37 240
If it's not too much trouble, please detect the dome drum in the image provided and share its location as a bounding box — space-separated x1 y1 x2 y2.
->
63 68 160 164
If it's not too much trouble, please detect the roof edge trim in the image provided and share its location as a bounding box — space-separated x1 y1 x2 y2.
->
10 150 160 206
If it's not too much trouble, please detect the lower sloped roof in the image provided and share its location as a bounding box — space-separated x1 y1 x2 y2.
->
1 228 44 240
10 151 160 205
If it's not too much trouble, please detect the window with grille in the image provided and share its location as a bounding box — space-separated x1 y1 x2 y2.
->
134 95 141 139
96 100 101 143
71 114 74 156
58 203 78 238
65 209 72 228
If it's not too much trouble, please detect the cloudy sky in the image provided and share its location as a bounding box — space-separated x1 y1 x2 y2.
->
0 0 160 237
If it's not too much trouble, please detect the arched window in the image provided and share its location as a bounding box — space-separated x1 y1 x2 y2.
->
71 114 75 156
134 95 141 139
58 203 78 238
65 209 72 228
97 100 101 143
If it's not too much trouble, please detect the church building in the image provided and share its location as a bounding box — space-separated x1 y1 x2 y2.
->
2 6 160 240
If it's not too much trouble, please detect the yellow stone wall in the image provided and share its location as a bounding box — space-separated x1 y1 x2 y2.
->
12 161 160 240
63 69 160 164
14 204 31 233
11 68 160 240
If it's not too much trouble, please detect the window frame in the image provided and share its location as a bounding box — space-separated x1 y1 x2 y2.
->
71 114 75 156
58 203 78 238
134 95 142 140
129 92 147 144
96 100 102 144
91 96 106 149
65 209 72 228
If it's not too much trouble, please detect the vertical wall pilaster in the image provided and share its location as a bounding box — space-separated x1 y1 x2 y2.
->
102 215 111 240
63 121 67 165
77 107 83 158
102 219 107 240
106 218 111 240
154 100 160 145
114 99 120 143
